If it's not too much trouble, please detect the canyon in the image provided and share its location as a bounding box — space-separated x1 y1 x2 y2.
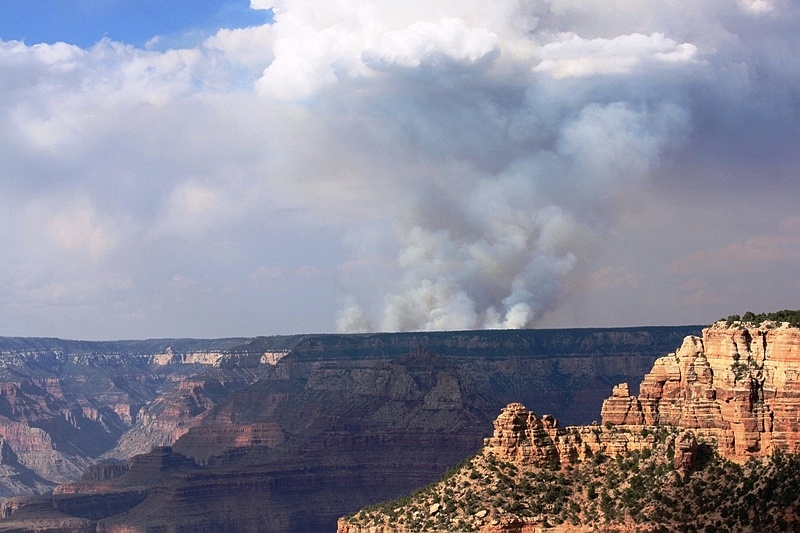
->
0 326 697 532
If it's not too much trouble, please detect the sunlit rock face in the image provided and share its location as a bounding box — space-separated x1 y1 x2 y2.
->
603 322 800 459
482 323 800 472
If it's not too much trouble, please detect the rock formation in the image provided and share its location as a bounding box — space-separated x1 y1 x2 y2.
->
482 403 562 467
601 321 800 459
480 321 800 469
482 402 658 468
338 403 799 532
673 429 698 472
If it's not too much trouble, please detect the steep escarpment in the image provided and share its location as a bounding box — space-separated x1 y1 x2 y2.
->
601 321 800 459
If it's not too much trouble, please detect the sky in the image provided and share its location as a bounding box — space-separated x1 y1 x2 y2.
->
0 0 797 340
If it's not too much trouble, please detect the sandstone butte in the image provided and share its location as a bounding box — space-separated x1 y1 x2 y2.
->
601 320 800 460
484 321 800 469
338 320 800 532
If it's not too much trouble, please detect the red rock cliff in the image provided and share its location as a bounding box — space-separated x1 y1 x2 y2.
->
602 322 800 459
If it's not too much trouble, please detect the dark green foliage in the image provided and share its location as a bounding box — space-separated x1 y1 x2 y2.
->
344 443 800 532
731 361 750 381
725 309 800 327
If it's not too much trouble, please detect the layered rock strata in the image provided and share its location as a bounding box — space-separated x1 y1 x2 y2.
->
601 321 800 459
482 322 800 469
0 326 698 532
338 321 800 532
483 402 660 468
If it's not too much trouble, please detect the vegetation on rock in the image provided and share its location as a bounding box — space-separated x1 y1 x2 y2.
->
723 309 800 328
343 442 800 532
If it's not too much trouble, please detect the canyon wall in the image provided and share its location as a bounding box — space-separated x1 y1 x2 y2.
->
0 337 262 496
470 321 800 478
479 322 800 472
0 326 698 532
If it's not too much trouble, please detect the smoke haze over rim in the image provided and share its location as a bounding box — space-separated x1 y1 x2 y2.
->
0 0 797 339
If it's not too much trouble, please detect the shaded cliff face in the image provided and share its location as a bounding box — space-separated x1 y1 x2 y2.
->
601 322 800 459
0 326 698 532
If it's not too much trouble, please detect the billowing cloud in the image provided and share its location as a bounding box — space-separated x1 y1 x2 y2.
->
533 32 697 78
0 0 798 338
739 0 780 14
363 19 499 70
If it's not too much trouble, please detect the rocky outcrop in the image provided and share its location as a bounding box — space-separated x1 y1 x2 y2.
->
598 382 644 426
480 322 800 472
338 403 800 533
482 403 562 467
339 321 800 533
483 403 658 469
673 429 699 472
601 322 800 459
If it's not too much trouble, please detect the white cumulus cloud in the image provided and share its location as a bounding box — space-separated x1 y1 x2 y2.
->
534 32 697 78
363 18 498 69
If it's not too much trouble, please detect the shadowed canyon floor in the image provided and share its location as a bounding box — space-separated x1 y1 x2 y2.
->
0 327 699 531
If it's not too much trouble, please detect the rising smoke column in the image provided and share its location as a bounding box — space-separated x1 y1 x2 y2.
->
297 1 701 332
255 1 731 334
333 98 689 332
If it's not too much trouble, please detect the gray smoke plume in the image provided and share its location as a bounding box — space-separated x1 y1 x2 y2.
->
336 98 689 332
317 0 710 332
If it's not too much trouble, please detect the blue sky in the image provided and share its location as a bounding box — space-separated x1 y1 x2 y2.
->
0 0 798 339
0 0 271 48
